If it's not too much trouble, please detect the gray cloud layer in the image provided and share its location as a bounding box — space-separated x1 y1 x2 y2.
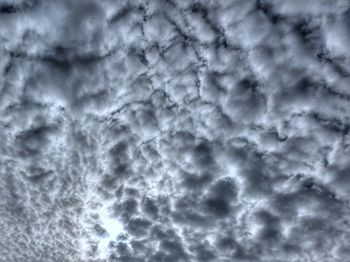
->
1 0 350 261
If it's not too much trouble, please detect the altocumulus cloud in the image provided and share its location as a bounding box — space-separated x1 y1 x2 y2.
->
1 0 350 261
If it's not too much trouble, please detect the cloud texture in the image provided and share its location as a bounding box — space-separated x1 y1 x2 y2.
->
1 0 350 261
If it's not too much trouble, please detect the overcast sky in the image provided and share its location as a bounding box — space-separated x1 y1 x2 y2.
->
1 0 350 261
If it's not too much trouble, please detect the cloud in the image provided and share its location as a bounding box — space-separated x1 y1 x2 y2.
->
1 0 350 261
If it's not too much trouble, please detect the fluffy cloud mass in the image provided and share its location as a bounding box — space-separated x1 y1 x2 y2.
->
1 0 350 261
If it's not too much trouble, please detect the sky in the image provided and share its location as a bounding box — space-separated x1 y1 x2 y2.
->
1 0 350 261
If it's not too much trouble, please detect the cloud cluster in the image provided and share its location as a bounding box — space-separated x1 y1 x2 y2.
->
1 0 350 261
